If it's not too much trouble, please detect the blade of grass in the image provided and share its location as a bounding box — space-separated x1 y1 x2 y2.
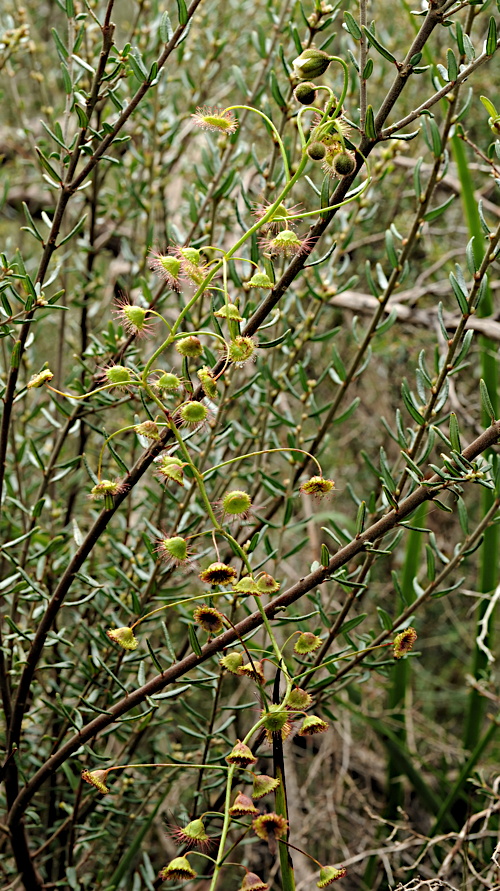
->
452 135 499 753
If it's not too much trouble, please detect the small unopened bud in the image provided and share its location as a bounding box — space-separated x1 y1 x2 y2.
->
220 651 244 673
106 626 139 650
228 335 257 366
393 627 417 659
294 81 317 104
214 302 243 321
27 368 53 388
317 865 347 886
105 365 133 386
197 366 218 398
81 769 111 793
193 604 224 634
298 715 329 736
332 151 356 177
169 818 211 850
134 420 160 441
256 573 280 594
176 335 203 358
229 792 259 816
199 562 237 585
240 873 269 891
159 856 196 882
294 632 322 654
179 400 209 427
221 489 252 518
247 271 273 289
238 660 265 684
292 48 331 80
226 740 257 767
233 576 260 595
307 141 327 160
157 372 182 391
155 455 185 484
287 687 313 710
252 773 280 799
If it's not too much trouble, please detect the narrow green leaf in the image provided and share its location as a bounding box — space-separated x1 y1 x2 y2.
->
160 11 174 42
385 229 399 268
362 58 373 79
449 413 461 452
364 104 377 140
486 17 497 56
188 624 202 656
320 543 330 567
344 11 362 39
362 26 397 63
57 213 87 247
176 0 188 26
269 70 286 109
447 48 458 82
479 378 495 422
51 27 69 59
35 147 62 183
401 380 425 425
424 194 455 222
480 95 498 118
449 271 469 314
356 501 366 536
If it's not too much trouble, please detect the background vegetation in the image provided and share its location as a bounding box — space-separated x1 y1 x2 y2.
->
1 0 500 889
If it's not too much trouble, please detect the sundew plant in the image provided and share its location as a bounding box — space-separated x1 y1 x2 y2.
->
1 1 500 890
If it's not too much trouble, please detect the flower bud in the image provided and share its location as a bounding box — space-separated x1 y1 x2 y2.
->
199 562 237 585
332 151 356 177
176 335 203 358
261 705 291 742
256 573 280 595
81 769 110 793
228 335 257 366
247 271 273 289
294 81 317 104
197 366 218 399
298 715 329 736
105 365 133 386
252 773 280 799
233 576 260 595
214 302 243 322
307 141 327 161
292 48 331 80
156 372 182 391
240 873 269 891
238 660 265 685
317 865 347 886
192 106 238 133
221 489 252 518
106 626 139 650
393 627 417 659
169 818 211 850
157 535 189 564
229 791 259 816
226 740 257 767
159 856 196 882
179 400 209 427
287 687 313 711
134 420 160 441
193 604 224 634
27 368 53 388
294 632 322 654
155 455 185 484
220 651 244 673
